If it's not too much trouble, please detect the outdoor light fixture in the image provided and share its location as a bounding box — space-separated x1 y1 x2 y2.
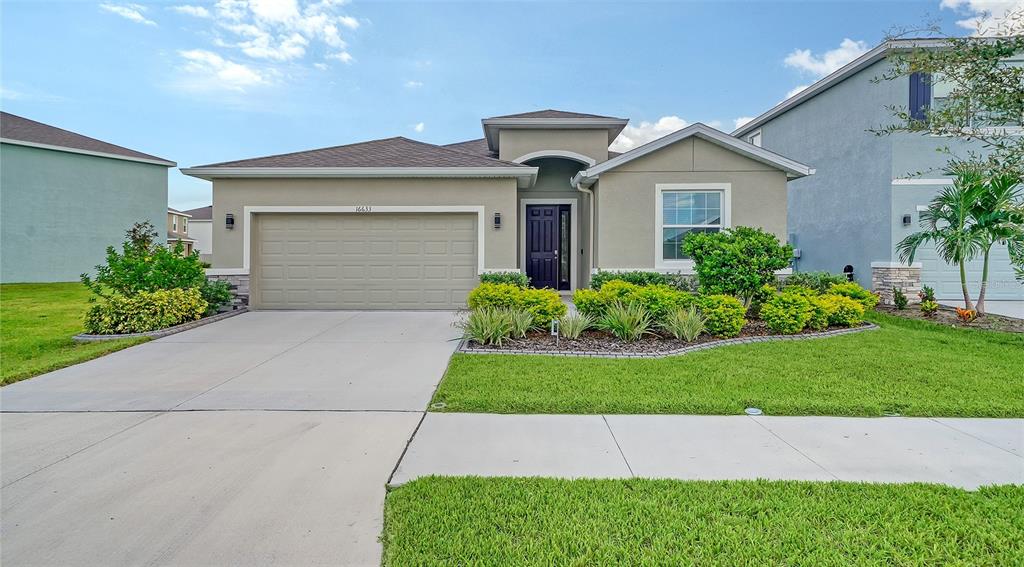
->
493 212 502 229
225 213 235 229
902 214 912 226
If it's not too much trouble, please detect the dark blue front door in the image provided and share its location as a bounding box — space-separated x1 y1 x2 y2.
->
525 205 570 290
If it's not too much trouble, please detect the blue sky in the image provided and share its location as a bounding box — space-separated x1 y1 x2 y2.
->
1 0 1010 209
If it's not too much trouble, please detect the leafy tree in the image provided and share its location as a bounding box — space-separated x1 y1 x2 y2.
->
873 13 1024 176
970 170 1023 312
682 226 793 306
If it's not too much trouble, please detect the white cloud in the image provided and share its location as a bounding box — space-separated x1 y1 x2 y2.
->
100 3 156 26
404 80 423 88
313 62 328 70
940 0 1024 35
784 38 869 77
785 84 810 99
609 116 689 152
733 116 755 130
170 5 211 18
413 122 425 133
177 49 268 92
328 51 353 64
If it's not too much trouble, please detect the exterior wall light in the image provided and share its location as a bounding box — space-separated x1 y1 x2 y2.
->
225 213 235 230
902 214 912 226
493 212 502 229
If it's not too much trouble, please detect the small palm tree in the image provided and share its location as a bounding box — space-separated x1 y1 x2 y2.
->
897 162 986 311
970 170 1023 314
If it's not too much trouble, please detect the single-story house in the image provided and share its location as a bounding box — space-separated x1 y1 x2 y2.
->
732 39 1023 302
182 205 214 263
182 110 812 310
167 208 196 255
1 112 175 283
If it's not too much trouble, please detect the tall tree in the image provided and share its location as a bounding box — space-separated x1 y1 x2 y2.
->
970 170 1023 313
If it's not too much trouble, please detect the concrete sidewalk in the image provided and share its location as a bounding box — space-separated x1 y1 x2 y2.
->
392 413 1024 489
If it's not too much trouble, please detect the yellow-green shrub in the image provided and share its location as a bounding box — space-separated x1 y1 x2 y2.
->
468 283 566 327
806 297 832 331
572 288 608 319
761 292 814 334
818 294 866 326
698 294 747 338
571 282 692 322
84 288 207 334
828 282 879 310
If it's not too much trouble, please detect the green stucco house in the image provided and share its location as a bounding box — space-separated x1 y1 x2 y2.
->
1 112 175 283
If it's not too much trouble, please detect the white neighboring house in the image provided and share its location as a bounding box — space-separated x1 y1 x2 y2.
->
182 205 213 263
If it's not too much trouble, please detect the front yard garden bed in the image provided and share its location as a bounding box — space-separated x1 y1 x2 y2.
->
383 477 1024 566
73 307 247 342
434 312 1024 416
877 304 1024 333
461 321 877 357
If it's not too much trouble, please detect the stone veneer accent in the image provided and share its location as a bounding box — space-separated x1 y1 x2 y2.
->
207 273 250 308
871 265 921 306
459 323 879 359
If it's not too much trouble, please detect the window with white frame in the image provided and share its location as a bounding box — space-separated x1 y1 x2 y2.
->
746 129 762 147
182 217 188 234
659 188 726 262
172 216 177 231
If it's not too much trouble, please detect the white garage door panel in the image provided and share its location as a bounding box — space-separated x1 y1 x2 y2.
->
918 242 1023 301
256 213 477 309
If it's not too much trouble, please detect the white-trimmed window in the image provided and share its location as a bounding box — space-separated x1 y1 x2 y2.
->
746 129 762 147
656 183 731 266
182 217 188 234
172 216 177 231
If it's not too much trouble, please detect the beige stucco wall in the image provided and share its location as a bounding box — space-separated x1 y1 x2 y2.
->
498 129 609 164
210 177 519 271
596 137 789 270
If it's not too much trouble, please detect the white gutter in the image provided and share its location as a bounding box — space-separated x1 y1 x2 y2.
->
180 166 540 188
571 176 596 272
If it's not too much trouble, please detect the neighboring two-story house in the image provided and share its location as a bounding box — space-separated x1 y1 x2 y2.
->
182 205 214 263
167 208 196 255
0 112 175 282
733 39 1023 303
183 110 812 310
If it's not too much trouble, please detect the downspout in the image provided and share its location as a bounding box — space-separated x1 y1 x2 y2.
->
571 171 595 276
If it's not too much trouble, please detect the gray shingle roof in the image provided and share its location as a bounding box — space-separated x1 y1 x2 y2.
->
193 136 527 168
486 109 625 120
0 112 174 165
183 205 213 220
442 138 497 158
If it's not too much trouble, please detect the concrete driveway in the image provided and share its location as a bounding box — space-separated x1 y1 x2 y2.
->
1 311 460 566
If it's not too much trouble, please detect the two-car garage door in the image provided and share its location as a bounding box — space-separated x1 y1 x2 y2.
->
256 213 477 309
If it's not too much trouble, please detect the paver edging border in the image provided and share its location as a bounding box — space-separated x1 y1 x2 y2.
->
458 323 879 359
72 308 249 342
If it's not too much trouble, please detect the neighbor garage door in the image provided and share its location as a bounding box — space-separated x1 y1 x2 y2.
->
255 213 477 309
918 241 1023 301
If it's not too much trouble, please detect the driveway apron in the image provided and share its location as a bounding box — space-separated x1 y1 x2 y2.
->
1 311 460 566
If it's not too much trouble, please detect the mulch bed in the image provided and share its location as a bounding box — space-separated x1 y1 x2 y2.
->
463 320 871 355
876 305 1024 333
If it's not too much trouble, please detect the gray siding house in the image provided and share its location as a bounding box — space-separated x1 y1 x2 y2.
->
1 112 175 283
733 39 1023 302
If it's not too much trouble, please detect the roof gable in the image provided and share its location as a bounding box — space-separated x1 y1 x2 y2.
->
486 109 625 120
572 123 814 186
0 112 175 166
183 205 213 220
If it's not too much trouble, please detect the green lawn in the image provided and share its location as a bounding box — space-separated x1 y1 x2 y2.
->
432 312 1024 417
383 477 1024 566
1 283 148 385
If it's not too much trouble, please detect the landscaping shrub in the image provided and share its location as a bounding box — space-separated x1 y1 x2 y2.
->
683 226 793 305
626 284 695 322
456 308 514 346
919 285 937 302
761 292 814 335
558 312 594 340
468 283 565 327
818 294 866 327
81 222 233 314
507 309 535 338
697 294 747 338
571 288 608 319
480 271 530 288
663 273 700 292
920 299 940 316
84 288 207 335
599 280 640 300
893 287 909 310
599 302 653 342
806 297 832 331
589 271 667 289
829 282 880 310
661 306 705 341
784 271 848 293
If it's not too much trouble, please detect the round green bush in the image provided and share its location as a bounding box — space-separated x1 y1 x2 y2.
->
828 282 879 310
84 288 207 334
468 283 566 327
761 293 814 334
818 294 866 326
697 294 747 338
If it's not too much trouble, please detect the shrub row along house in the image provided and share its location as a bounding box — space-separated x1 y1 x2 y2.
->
182 111 812 310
